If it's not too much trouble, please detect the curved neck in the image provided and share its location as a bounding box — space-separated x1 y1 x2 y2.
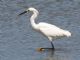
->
30 10 39 29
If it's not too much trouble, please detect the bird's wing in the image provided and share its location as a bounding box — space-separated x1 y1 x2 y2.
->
38 22 70 37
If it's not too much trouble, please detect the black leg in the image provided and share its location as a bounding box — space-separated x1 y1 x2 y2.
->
51 42 54 49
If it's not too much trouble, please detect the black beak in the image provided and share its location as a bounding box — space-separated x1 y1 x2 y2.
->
19 11 27 16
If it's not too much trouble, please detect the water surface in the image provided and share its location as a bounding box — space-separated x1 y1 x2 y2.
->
0 0 80 60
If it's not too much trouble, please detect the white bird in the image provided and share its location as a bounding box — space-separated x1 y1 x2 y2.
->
19 7 71 49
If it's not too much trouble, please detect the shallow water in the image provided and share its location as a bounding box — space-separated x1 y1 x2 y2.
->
0 0 80 60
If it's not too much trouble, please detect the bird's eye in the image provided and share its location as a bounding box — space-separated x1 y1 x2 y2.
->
27 10 30 12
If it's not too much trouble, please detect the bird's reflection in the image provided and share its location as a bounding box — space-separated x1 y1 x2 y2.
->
37 48 55 60
44 49 55 60
37 48 71 60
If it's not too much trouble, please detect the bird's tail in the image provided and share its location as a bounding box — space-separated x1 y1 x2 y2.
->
64 31 71 37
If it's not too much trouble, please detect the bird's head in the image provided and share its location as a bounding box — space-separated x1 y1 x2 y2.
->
19 7 38 15
28 7 37 12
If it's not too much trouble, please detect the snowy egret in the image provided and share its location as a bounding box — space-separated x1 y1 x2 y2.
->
19 7 71 49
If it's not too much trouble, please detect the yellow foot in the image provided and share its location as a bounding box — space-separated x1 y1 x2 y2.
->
36 48 55 52
36 48 45 52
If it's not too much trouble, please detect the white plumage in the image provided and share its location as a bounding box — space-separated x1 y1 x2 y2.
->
19 7 71 49
38 22 71 38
